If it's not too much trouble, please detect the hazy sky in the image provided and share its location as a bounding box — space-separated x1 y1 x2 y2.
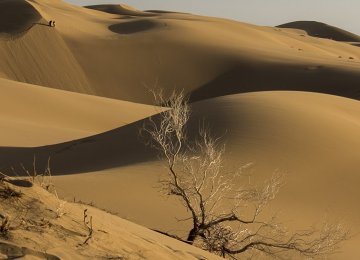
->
67 0 360 35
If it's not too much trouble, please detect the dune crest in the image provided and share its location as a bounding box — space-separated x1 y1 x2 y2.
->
0 0 41 36
0 23 91 95
0 78 161 146
278 21 360 42
0 0 358 104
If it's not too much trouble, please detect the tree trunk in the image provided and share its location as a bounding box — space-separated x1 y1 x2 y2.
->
187 227 198 244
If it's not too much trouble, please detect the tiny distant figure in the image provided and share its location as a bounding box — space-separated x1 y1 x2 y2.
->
48 20 56 27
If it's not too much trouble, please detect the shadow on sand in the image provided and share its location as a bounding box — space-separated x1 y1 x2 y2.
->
109 20 160 34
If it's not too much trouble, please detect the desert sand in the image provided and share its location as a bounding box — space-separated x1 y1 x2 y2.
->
278 21 360 42
1 0 360 259
0 179 221 259
0 77 161 146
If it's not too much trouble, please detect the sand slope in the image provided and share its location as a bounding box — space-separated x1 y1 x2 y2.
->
278 21 360 42
0 179 221 259
0 0 41 35
1 91 360 258
1 1 360 258
0 22 91 94
67 10 360 103
0 77 160 146
0 1 356 104
53 91 360 259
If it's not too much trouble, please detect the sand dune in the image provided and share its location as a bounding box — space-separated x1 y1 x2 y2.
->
3 91 360 177
1 91 360 258
0 1 357 104
0 179 220 259
0 21 91 94
1 0 360 258
278 21 360 42
37 91 360 259
0 77 160 146
0 0 41 35
0 119 152 175
51 91 360 259
65 10 360 103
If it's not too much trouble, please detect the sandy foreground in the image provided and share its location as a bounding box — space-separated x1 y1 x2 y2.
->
0 180 221 259
0 0 360 259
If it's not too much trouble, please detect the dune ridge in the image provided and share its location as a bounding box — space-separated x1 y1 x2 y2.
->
0 0 357 104
0 77 161 146
0 0 42 36
50 91 360 259
278 21 360 42
0 23 91 95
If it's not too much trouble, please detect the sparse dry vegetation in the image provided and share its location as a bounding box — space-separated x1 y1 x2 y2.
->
82 208 94 245
19 156 53 190
0 182 22 200
0 216 10 238
142 90 350 258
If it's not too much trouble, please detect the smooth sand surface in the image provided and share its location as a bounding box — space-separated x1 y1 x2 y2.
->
53 92 360 259
1 0 360 258
2 91 360 258
0 22 91 94
0 77 160 146
0 0 358 103
0 180 221 259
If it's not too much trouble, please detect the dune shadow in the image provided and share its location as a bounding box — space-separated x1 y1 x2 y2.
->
86 4 157 17
33 22 51 27
109 20 159 34
0 242 60 260
0 0 42 34
146 10 187 15
189 62 360 102
277 21 360 42
0 119 158 176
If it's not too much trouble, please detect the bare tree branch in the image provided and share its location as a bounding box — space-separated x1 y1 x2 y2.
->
142 89 350 258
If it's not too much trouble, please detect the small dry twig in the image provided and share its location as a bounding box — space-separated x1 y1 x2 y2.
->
0 216 10 238
82 209 93 245
0 183 22 200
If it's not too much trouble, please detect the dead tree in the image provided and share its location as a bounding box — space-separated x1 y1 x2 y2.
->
142 90 350 258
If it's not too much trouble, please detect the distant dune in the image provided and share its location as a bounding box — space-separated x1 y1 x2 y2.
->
0 0 358 104
278 21 360 42
86 4 154 17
